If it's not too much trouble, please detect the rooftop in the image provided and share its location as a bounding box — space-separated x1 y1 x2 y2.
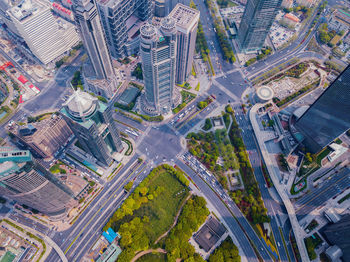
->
8 0 46 23
194 216 226 252
169 3 199 32
284 13 300 23
63 90 97 119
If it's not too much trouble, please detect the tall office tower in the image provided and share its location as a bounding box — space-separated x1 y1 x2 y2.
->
60 90 123 166
323 213 350 261
295 65 350 153
97 0 152 58
169 4 199 84
9 114 73 159
238 0 282 52
155 0 166 17
140 18 177 115
72 0 115 80
0 148 74 215
5 0 80 65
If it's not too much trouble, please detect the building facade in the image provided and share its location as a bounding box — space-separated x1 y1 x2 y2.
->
60 90 123 166
295 65 350 153
155 0 166 17
238 0 282 52
6 0 79 65
97 0 152 58
140 18 177 114
72 0 115 80
0 148 74 215
169 4 199 84
323 213 350 262
9 114 73 159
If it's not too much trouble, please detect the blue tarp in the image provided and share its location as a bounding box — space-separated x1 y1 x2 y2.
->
103 228 118 243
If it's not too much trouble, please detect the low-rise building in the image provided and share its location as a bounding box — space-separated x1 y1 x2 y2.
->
9 114 73 159
324 208 341 223
327 143 348 163
282 13 300 27
328 9 350 33
52 2 74 21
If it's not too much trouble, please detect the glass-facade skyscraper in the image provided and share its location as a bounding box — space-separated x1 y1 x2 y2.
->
60 91 123 166
238 0 282 52
97 0 152 58
72 0 115 80
140 18 177 114
295 65 350 153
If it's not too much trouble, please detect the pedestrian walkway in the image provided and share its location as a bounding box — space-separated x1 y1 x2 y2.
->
249 104 310 262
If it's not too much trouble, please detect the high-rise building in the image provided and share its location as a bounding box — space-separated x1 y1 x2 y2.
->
9 114 73 159
140 18 177 115
323 213 350 261
155 0 166 17
238 0 282 52
60 90 123 166
97 0 152 58
0 148 74 215
5 0 80 65
72 0 115 80
169 3 199 84
295 65 350 153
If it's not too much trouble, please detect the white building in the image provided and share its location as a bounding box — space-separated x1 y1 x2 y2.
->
327 143 348 162
7 0 79 65
169 3 199 84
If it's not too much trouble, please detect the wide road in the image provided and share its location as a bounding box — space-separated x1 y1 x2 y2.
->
233 104 293 262
45 154 148 261
295 167 350 221
175 159 263 262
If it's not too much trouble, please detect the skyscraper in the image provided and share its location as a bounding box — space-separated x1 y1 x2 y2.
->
97 0 152 58
323 213 350 261
72 0 115 80
238 0 282 52
169 3 199 84
295 65 350 153
140 17 177 115
155 0 166 17
60 90 123 166
0 148 74 215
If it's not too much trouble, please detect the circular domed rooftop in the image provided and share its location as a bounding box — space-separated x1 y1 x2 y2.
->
140 24 156 38
161 17 175 30
256 86 274 102
65 90 97 120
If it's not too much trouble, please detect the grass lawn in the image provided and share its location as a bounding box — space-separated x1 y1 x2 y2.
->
114 168 189 244
49 164 66 174
136 252 166 262
316 147 331 165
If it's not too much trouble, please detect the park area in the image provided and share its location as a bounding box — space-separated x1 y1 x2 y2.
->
103 164 214 262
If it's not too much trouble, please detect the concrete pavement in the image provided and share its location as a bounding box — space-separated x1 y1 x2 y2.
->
250 104 310 262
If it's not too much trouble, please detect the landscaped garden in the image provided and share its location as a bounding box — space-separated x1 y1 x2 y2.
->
104 164 210 262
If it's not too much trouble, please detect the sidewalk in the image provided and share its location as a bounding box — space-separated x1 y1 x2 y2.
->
249 103 310 262
4 218 67 262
